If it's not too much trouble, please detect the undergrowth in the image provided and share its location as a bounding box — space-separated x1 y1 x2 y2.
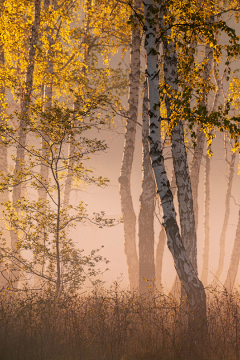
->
0 282 239 360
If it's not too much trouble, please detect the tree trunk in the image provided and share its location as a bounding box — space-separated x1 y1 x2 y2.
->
161 11 198 275
201 152 211 287
189 42 213 232
156 171 176 291
170 42 214 296
118 0 141 291
0 48 10 288
11 0 41 288
224 208 240 293
34 0 53 288
144 0 206 321
171 120 198 272
64 0 90 209
63 143 74 206
215 148 236 283
190 130 205 231
138 80 156 294
201 53 226 288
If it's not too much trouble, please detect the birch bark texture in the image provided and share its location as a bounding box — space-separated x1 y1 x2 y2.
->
144 0 206 314
161 11 198 274
155 172 176 291
11 0 41 287
138 80 156 294
118 0 141 291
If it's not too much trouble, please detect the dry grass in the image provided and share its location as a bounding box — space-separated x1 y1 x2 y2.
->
0 283 240 360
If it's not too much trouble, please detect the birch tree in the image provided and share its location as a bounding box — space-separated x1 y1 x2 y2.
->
201 57 226 286
163 29 198 277
0 0 129 290
118 0 141 291
158 4 239 296
169 39 214 294
0 0 9 288
201 150 211 287
0 45 10 288
159 4 209 304
190 41 213 232
0 102 113 294
223 73 240 292
34 0 54 288
3 0 41 287
214 140 236 284
144 0 207 323
139 80 156 294
155 172 176 291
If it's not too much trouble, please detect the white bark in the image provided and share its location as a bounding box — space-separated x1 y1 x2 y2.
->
161 13 197 273
118 0 141 291
139 80 156 294
144 0 206 315
156 172 176 291
172 120 198 271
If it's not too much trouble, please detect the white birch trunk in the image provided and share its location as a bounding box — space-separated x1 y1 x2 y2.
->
138 80 156 294
11 0 41 288
172 42 213 291
144 0 206 319
161 14 198 274
118 0 141 291
171 120 198 271
156 172 176 291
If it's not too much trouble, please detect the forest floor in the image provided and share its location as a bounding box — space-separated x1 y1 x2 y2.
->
0 283 239 360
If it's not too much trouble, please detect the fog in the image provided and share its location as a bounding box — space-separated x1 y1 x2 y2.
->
68 115 240 292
